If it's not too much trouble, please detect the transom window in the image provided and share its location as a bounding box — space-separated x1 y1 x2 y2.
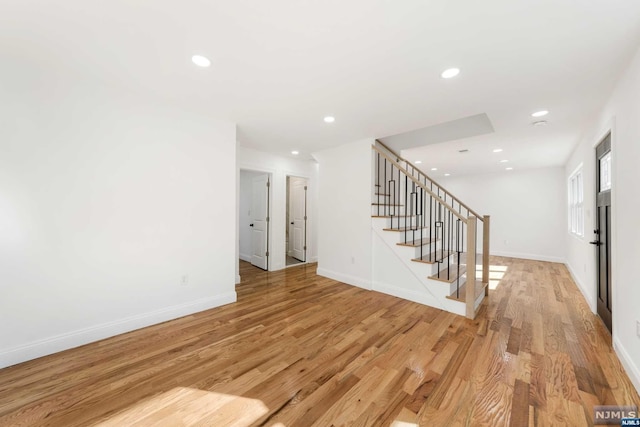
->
599 152 611 192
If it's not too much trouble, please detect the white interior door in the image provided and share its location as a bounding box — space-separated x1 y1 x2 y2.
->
251 174 269 270
289 177 307 262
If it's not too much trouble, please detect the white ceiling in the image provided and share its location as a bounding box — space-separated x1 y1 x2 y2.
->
2 0 640 170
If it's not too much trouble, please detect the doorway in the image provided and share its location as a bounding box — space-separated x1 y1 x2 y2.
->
286 176 308 266
239 170 271 271
592 133 612 333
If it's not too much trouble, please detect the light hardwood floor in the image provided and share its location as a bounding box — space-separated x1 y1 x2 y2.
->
0 257 638 426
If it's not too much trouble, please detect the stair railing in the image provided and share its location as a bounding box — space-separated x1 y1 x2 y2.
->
372 143 490 319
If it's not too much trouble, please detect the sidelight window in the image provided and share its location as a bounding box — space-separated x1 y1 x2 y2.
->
568 166 584 237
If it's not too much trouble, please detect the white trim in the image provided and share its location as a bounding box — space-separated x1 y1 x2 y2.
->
316 267 372 290
569 162 584 177
236 274 242 284
308 256 318 263
239 253 251 262
613 337 640 397
566 261 596 313
0 292 237 369
490 250 565 264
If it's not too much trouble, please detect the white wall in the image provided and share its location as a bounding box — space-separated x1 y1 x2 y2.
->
238 170 266 262
314 139 374 289
0 69 237 368
565 43 640 394
236 147 318 277
439 167 567 263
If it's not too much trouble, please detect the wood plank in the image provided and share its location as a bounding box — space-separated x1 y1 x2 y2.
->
397 238 438 247
383 226 427 232
411 250 453 264
509 379 530 427
431 266 467 283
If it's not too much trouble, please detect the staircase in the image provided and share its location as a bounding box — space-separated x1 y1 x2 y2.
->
371 141 490 319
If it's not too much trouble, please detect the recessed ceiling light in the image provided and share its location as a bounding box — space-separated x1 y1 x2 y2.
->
506 167 513 171
441 68 460 79
493 148 503 153
415 160 422 164
531 110 548 117
431 167 438 171
191 55 211 67
532 120 548 127
444 173 451 177
500 159 509 163
324 116 335 123
291 150 299 155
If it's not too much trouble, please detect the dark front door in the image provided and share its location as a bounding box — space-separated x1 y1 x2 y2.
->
593 134 612 333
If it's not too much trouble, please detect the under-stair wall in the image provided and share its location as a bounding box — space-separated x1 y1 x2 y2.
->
314 139 489 319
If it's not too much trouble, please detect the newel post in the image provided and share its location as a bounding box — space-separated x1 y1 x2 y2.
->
466 216 477 319
483 215 491 296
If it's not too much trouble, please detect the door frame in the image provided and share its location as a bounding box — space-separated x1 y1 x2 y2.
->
238 168 273 273
285 173 311 268
286 175 309 264
590 121 617 333
594 133 612 333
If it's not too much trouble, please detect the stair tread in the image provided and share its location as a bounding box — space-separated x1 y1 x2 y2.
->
411 250 453 264
374 193 391 196
371 203 403 206
372 215 416 218
383 226 427 232
397 238 438 247
446 280 488 302
429 265 466 283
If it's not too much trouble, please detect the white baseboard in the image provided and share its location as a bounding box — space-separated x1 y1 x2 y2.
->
565 262 596 313
0 292 237 369
490 250 565 264
613 337 640 397
236 274 242 284
316 267 371 290
372 281 442 309
308 256 318 263
239 253 251 262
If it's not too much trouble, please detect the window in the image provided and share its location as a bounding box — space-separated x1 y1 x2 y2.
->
569 166 584 237
599 151 611 191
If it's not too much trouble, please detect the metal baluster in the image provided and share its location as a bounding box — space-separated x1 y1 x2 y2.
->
419 185 424 259
429 195 433 262
396 166 401 230
377 153 380 216
456 218 462 298
383 158 387 217
404 173 408 242
448 207 452 279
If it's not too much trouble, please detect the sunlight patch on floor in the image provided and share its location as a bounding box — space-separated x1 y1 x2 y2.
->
475 264 508 290
95 387 269 426
390 420 419 427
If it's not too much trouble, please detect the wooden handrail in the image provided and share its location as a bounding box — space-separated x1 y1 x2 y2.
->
372 145 467 223
375 140 483 222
